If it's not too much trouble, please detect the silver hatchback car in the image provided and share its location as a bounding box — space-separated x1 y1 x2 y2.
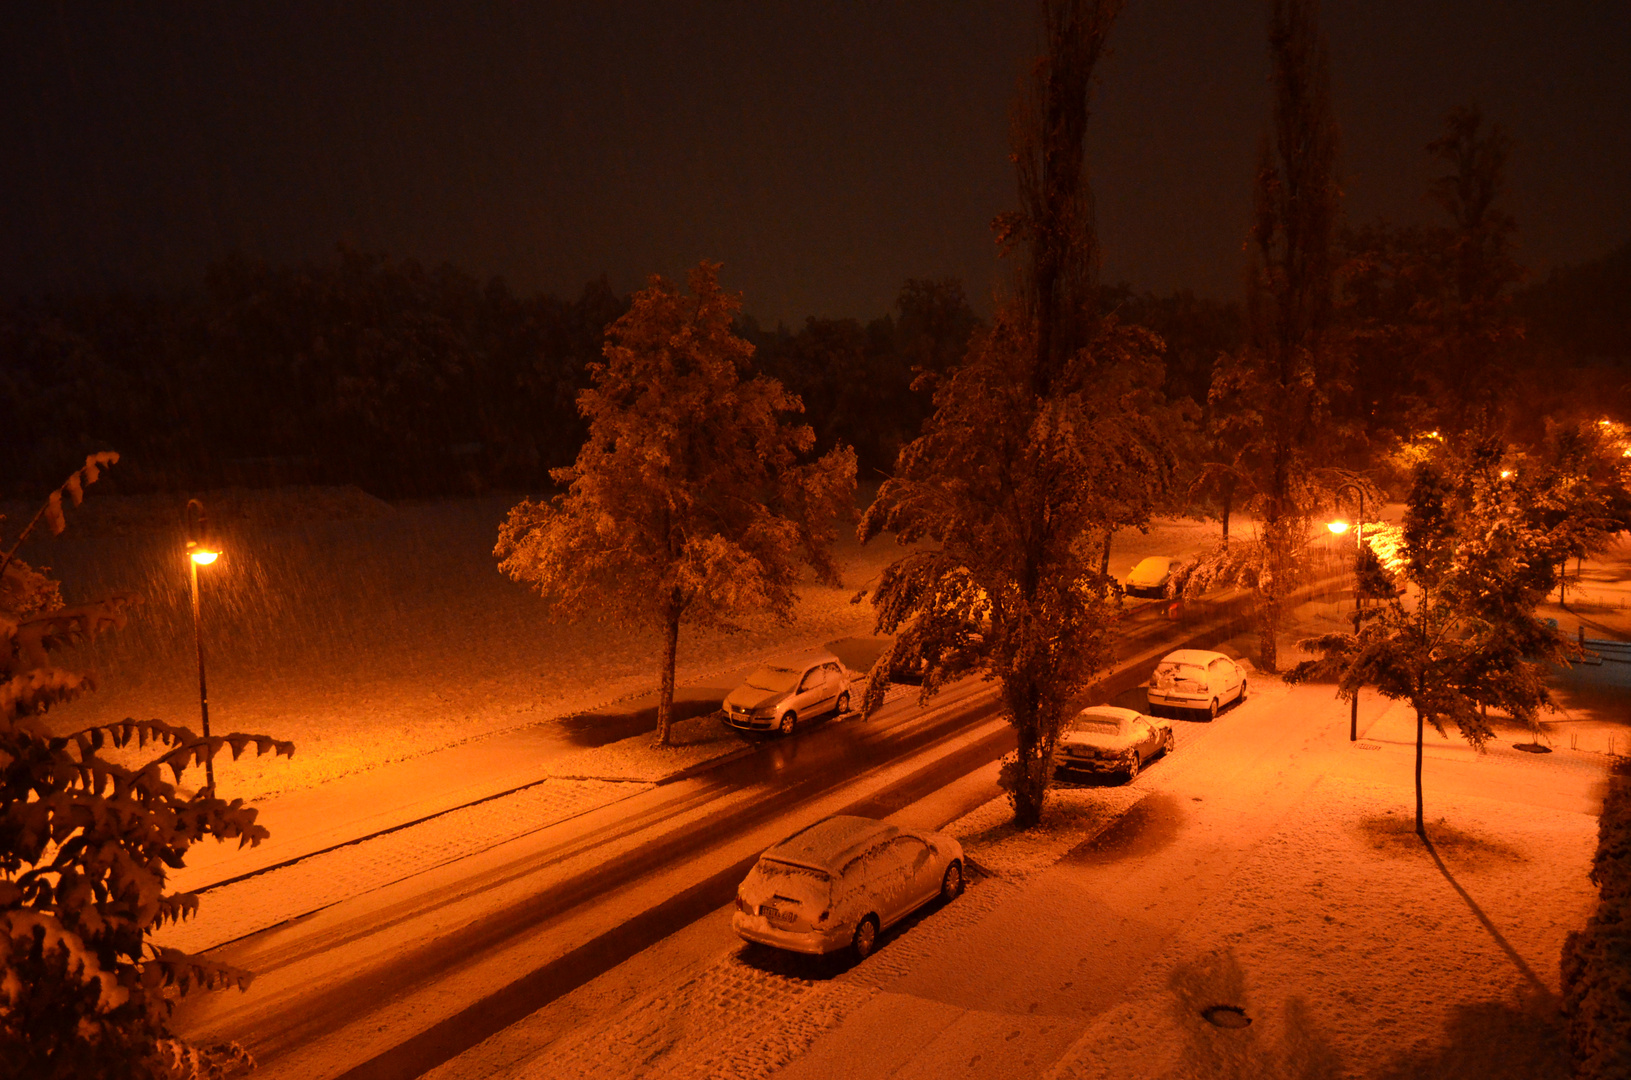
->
723 650 852 735
732 815 965 960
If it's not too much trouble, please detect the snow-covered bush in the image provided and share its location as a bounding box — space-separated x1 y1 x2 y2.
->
1562 757 1631 1080
1 456 293 1078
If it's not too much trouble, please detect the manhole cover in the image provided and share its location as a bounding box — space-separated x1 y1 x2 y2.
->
1513 743 1552 754
1355 742 1381 751
1201 1004 1252 1029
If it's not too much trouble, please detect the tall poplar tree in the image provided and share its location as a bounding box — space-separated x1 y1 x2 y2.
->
496 263 857 747
862 0 1175 827
1198 0 1346 672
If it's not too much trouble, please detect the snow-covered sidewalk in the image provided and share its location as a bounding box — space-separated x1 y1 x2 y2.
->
441 665 1611 1080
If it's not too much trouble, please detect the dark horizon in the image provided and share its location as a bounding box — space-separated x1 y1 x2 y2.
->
5 2 1629 324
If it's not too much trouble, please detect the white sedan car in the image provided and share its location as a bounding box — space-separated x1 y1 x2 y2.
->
733 815 964 960
1146 649 1247 720
1055 705 1174 782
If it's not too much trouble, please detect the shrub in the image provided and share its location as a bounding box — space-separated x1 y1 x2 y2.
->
1561 756 1631 1080
2 456 294 1078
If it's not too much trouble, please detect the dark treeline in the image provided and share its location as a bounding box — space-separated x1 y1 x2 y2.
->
2 229 1625 502
0 247 1241 501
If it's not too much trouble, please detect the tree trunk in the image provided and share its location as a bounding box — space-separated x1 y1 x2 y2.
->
1100 529 1114 582
1005 672 1050 828
1220 483 1234 547
1415 707 1426 838
653 594 683 748
1257 593 1280 673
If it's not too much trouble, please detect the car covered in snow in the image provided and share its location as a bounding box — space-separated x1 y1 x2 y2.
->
1122 555 1181 598
732 815 964 960
723 650 852 735
1145 648 1247 720
1055 705 1174 782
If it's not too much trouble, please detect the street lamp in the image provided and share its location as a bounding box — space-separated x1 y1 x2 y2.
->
1328 483 1366 742
185 499 219 795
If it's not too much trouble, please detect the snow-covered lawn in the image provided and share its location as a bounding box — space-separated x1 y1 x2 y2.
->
26 487 1227 802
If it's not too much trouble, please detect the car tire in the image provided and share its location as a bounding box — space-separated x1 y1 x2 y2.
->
941 860 964 902
779 711 798 736
1125 752 1141 783
852 915 880 960
1207 697 1219 721
1238 678 1248 703
1163 728 1176 754
834 691 850 717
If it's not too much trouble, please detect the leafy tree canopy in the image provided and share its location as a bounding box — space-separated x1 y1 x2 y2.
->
496 262 857 746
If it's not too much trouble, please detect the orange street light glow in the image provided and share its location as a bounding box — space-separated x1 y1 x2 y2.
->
190 550 219 566
1327 521 1350 535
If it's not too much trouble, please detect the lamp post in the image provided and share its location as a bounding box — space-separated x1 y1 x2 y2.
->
1327 483 1365 742
185 499 219 795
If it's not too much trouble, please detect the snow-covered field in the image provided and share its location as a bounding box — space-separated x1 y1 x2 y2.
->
23 487 1226 801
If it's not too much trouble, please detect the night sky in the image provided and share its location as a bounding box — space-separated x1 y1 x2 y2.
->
4 1 1628 323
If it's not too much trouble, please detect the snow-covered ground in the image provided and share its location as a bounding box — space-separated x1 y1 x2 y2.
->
24 488 1228 802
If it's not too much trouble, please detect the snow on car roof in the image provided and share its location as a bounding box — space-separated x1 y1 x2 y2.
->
765 814 897 873
1075 705 1144 723
1160 649 1228 665
781 649 842 670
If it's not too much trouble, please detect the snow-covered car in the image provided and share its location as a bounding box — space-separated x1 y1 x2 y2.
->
1145 649 1247 720
732 815 964 960
1123 555 1181 598
723 650 852 735
1055 705 1173 782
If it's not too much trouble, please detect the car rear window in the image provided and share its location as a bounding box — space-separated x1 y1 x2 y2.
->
1071 717 1123 735
740 859 833 910
1156 663 1205 679
744 666 800 694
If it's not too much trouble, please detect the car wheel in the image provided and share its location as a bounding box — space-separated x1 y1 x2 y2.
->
1125 752 1141 783
779 711 798 736
941 860 964 902
834 691 850 716
1163 728 1176 754
1207 698 1219 721
852 915 880 960
1238 678 1248 703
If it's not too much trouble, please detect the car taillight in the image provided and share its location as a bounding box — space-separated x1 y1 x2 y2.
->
735 895 752 914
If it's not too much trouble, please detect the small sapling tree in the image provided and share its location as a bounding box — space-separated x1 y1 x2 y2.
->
496 263 857 747
2 455 295 1078
1288 447 1566 837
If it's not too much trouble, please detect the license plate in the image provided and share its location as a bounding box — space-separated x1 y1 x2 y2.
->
760 904 794 925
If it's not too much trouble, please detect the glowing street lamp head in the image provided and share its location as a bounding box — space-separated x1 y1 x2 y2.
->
1327 520 1350 535
188 546 219 566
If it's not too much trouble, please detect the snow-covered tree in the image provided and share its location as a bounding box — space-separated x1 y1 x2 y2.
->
863 0 1176 828
1201 0 1348 672
2 455 294 1078
1289 448 1568 836
496 263 857 747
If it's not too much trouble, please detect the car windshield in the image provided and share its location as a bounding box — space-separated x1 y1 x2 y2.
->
1156 662 1205 680
1071 716 1124 736
744 666 801 693
1134 558 1170 575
